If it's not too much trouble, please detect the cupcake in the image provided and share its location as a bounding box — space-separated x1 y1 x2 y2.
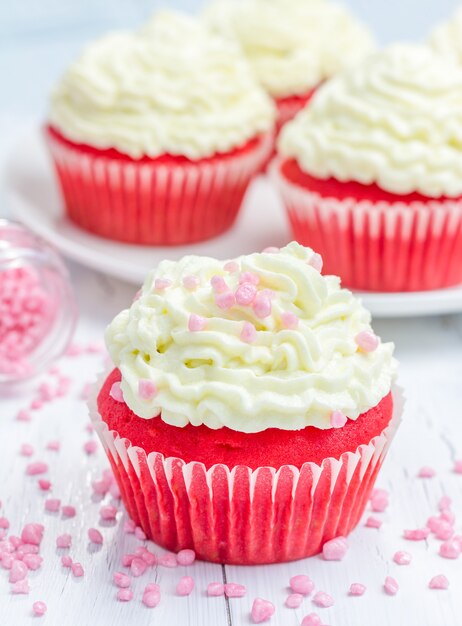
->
46 11 275 246
274 44 462 292
90 242 399 564
204 0 375 135
428 9 462 63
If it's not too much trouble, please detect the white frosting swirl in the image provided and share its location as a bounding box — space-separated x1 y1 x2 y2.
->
105 242 396 433
429 9 462 65
49 11 275 160
204 0 375 98
278 44 462 198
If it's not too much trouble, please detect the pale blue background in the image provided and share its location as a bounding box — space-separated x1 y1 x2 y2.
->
0 0 461 116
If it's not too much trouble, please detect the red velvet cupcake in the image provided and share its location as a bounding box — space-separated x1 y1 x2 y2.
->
46 12 275 245
91 242 399 564
274 44 462 292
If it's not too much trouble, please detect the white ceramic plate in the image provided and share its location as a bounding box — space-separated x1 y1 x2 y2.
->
5 128 462 318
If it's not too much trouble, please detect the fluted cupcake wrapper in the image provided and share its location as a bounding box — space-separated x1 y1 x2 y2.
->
89 378 403 565
271 158 462 292
45 129 273 246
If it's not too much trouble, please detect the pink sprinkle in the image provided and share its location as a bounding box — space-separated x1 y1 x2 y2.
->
418 466 436 478
216 291 235 310
26 461 48 476
290 575 314 596
9 560 28 583
224 261 239 273
22 554 42 571
61 555 72 567
100 505 117 521
142 589 161 608
16 544 39 556
134 526 146 540
207 582 224 596
440 509 455 525
285 593 303 608
211 275 228 294
370 494 389 512
453 460 462 474
131 557 148 577
188 314 207 332
117 588 133 602
240 322 257 344
432 519 453 541
183 275 200 290
239 272 260 286
330 410 347 429
235 282 257 306
176 549 195 566
312 591 334 608
16 410 32 422
439 496 452 510
429 575 449 590
38 479 51 491
384 576 399 595
1 553 14 569
349 583 366 596
83 440 98 455
145 582 160 593
65 343 82 356
121 553 135 567
123 519 136 534
308 252 323 272
393 551 412 565
301 614 322 626
109 382 124 403
281 311 299 329
138 548 156 566
403 528 430 541
88 528 103 544
62 505 76 518
71 562 84 577
176 575 194 596
32 601 47 616
20 443 34 456
113 572 131 588
44 498 61 513
251 598 275 623
139 379 157 400
56 534 72 549
46 440 60 451
262 247 279 253
30 399 43 410
322 536 348 560
154 278 172 291
21 524 44 545
0 517 10 529
371 488 389 500
224 583 246 598
11 579 29 594
439 540 460 559
355 330 379 352
252 294 272 319
365 516 382 529
158 553 177 568
10 536 22 548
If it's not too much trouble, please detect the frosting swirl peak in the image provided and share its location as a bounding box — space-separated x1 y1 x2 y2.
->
105 243 396 433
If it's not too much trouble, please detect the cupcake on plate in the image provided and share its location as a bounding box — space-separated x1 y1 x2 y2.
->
46 11 275 246
274 44 462 292
204 0 375 135
91 242 399 564
428 8 462 63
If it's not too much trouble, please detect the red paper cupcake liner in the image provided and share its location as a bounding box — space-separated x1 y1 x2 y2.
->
45 127 273 246
271 158 462 292
90 382 402 565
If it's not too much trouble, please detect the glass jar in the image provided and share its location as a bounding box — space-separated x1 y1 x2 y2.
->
0 220 77 387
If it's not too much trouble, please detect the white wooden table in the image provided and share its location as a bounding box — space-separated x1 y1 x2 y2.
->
1 261 462 626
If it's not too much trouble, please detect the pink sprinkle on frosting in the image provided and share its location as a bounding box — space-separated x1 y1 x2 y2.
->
280 311 299 329
188 314 206 332
322 536 348 560
355 330 379 352
290 575 314 596
176 575 195 596
240 322 257 344
262 246 279 253
384 576 399 595
224 261 240 272
239 272 260 286
251 598 275 623
235 282 257 306
330 410 347 429
429 575 449 590
211 276 228 293
253 294 272 319
138 379 157 400
393 551 412 565
308 253 323 272
312 591 334 608
183 275 200 290
109 382 124 403
154 278 172 291
216 291 235 310
32 601 47 616
349 583 366 596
